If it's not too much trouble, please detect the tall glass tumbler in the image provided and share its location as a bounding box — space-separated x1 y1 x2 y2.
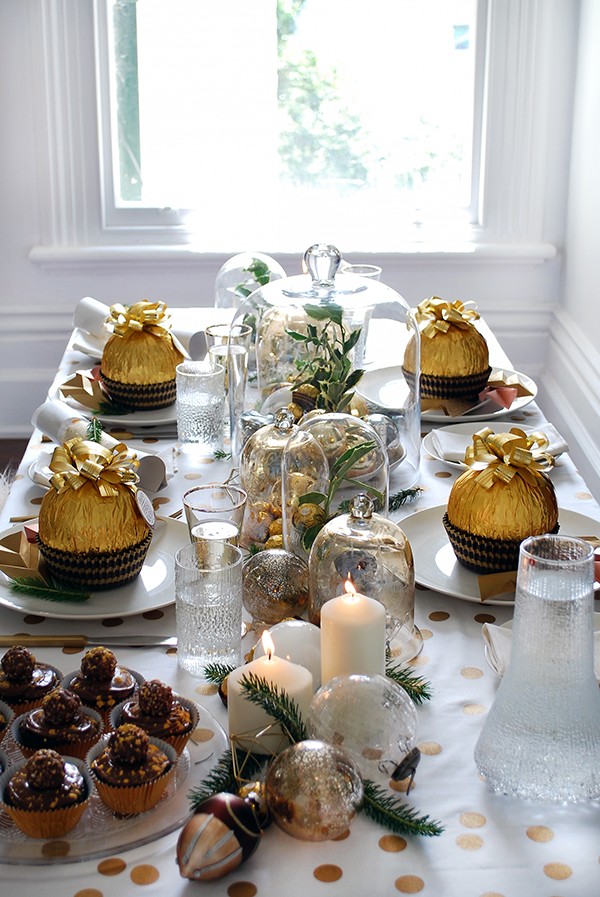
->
175 361 226 457
175 542 243 675
183 484 247 546
474 534 600 802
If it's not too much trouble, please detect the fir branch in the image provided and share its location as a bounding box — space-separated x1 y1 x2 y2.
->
10 577 91 603
92 398 130 416
188 747 265 810
203 662 235 686
388 487 422 512
86 417 104 443
385 662 432 705
239 672 308 744
362 779 443 837
214 449 232 461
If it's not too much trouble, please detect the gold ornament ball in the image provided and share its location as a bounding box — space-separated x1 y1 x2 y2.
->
242 549 309 624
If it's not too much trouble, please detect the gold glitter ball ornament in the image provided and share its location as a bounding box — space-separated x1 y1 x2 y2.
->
265 740 363 841
242 549 309 624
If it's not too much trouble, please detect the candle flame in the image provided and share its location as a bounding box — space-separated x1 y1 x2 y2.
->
261 630 275 660
343 574 359 603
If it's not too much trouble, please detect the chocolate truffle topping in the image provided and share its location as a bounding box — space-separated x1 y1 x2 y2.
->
109 723 149 765
138 680 173 718
42 688 81 726
80 647 117 682
1 646 36 683
27 749 65 790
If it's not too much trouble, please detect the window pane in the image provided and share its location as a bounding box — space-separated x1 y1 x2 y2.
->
107 0 479 250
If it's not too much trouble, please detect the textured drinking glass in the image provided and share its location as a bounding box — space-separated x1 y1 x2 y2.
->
474 535 600 802
209 344 248 442
205 322 253 351
175 541 243 675
175 361 226 456
339 263 382 280
183 484 247 546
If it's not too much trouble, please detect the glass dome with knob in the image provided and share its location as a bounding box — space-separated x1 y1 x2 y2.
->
232 242 421 490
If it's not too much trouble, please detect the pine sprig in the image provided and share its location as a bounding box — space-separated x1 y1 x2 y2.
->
203 662 235 686
385 662 432 705
239 672 308 744
92 397 130 416
389 487 422 512
9 577 91 603
188 748 265 810
362 779 444 837
214 449 232 461
86 417 104 443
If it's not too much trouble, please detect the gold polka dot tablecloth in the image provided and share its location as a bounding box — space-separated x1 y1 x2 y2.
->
1 322 600 896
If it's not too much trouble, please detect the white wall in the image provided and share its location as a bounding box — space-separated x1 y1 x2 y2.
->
0 0 590 505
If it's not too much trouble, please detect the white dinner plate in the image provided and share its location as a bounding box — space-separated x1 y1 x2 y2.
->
399 506 600 606
422 422 565 470
0 517 187 619
484 614 600 679
50 378 177 428
0 701 227 864
356 366 537 423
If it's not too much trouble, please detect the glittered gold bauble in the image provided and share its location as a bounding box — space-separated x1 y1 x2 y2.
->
101 329 183 386
265 740 363 841
38 479 149 554
242 549 309 624
176 792 262 881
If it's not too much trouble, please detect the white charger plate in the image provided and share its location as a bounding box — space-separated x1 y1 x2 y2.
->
357 365 537 423
422 422 565 470
0 518 187 619
50 379 177 428
399 506 600 605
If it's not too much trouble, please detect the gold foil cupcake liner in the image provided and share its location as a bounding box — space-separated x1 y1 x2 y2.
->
99 372 177 410
110 696 199 756
0 756 92 838
0 664 63 718
37 531 152 591
443 512 560 574
11 706 104 760
86 735 177 815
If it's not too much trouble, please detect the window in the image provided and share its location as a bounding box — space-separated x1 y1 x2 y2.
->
99 0 480 252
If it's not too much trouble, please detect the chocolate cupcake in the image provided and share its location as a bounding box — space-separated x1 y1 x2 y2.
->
0 647 62 715
0 749 91 838
63 646 142 726
13 687 103 760
0 699 14 746
87 723 176 815
112 679 198 756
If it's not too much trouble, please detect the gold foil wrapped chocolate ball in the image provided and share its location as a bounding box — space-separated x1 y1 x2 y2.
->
402 297 491 401
443 428 558 573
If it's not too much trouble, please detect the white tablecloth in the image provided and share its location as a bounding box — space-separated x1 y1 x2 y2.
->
1 320 599 897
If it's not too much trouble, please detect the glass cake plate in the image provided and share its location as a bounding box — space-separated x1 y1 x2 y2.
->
0 702 227 865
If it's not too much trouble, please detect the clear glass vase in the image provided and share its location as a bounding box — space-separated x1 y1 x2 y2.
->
474 534 600 802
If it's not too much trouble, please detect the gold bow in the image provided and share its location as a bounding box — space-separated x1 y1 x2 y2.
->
415 297 480 339
464 427 554 489
49 438 139 498
106 300 172 341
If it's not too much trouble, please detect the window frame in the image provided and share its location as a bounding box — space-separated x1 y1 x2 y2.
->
29 0 563 266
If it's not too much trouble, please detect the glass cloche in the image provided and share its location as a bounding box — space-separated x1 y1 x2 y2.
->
232 243 421 490
214 251 286 309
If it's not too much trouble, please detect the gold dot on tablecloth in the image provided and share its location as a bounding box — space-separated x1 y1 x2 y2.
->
166 647 178 656
195 683 218 696
418 741 442 755
463 703 486 716
435 471 453 478
429 611 450 622
109 429 135 440
41 840 70 857
460 812 487 828
227 883 257 897
142 609 164 620
461 667 484 679
142 438 160 444
23 615 45 625
420 629 433 640
389 776 415 793
101 617 124 627
543 862 572 880
474 613 496 624
30 496 43 505
576 491 593 500
456 834 484 850
152 497 171 509
184 473 203 480
63 646 85 655
480 892 506 897
130 864 160 885
379 835 407 852
395 874 425 893
98 858 127 876
313 864 343 882
74 889 103 897
410 654 429 667
191 727 215 743
527 825 554 842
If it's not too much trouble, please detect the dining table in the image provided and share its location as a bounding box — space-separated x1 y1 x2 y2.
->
0 308 599 897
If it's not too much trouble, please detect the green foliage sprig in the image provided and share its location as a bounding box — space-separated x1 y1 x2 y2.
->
86 417 104 443
362 780 443 838
9 577 91 603
385 662 432 705
388 486 422 512
188 748 265 811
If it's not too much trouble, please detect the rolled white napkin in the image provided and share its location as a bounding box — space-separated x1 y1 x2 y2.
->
32 399 168 493
482 621 600 679
430 422 569 464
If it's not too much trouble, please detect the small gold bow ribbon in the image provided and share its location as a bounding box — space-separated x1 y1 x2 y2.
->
464 427 554 489
415 297 480 339
106 300 172 341
49 438 140 498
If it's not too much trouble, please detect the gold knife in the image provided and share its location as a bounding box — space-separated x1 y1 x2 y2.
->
0 634 177 649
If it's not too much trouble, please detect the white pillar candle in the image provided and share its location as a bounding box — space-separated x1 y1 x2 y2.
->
320 579 386 685
227 632 314 754
253 620 322 690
